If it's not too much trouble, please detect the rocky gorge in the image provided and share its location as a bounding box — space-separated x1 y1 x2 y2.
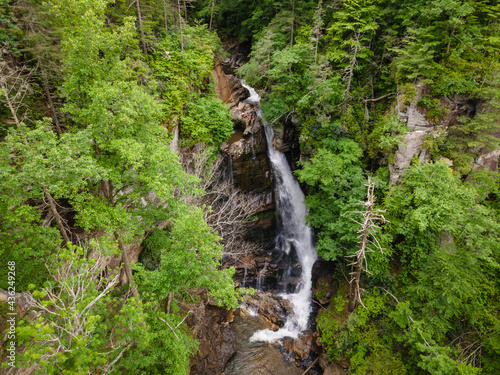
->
186 47 340 375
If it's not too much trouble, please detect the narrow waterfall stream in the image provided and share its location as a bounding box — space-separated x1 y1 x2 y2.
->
250 126 318 342
225 82 319 374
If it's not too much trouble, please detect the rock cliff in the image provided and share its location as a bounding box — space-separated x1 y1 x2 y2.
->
390 84 499 183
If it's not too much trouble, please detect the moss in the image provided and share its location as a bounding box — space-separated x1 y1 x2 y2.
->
398 83 417 111
0 302 9 334
248 210 276 221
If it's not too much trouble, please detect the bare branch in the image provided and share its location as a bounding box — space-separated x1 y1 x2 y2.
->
347 178 387 312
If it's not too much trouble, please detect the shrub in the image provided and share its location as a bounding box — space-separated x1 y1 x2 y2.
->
181 97 234 145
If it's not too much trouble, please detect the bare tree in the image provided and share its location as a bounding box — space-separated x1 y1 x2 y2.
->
23 244 135 374
43 185 71 246
346 178 387 312
0 59 33 129
209 0 215 31
162 0 169 32
312 0 324 66
181 145 261 257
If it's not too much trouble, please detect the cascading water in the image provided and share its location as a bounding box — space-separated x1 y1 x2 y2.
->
255 261 267 291
250 126 318 342
241 80 260 104
242 267 248 288
225 81 318 375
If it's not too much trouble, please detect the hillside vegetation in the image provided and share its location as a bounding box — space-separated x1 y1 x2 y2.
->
1 0 499 374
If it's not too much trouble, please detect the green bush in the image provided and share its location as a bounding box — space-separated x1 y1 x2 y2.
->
181 97 234 145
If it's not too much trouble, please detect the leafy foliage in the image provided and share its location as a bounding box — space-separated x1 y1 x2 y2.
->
181 97 234 145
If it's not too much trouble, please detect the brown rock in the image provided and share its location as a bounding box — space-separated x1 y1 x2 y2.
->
189 305 237 375
212 62 249 109
323 364 347 375
282 332 315 361
472 149 500 173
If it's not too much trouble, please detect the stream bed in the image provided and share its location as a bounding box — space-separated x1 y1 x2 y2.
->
224 308 303 375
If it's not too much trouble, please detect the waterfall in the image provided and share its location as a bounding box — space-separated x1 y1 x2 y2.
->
256 261 268 291
250 132 256 160
250 125 318 342
241 80 260 104
227 153 234 185
242 267 248 288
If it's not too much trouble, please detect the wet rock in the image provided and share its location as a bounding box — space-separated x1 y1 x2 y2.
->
221 40 251 69
242 292 293 327
189 304 237 375
230 251 278 290
282 330 317 361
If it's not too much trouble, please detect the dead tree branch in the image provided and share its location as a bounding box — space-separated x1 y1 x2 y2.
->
181 144 261 258
346 178 387 312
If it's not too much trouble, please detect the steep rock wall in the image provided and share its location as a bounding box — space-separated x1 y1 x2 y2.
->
390 84 499 183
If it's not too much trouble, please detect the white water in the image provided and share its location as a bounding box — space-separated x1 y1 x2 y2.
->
250 125 318 342
241 80 261 104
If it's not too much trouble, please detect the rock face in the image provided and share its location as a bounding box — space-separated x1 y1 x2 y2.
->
472 149 500 173
389 84 481 184
189 304 237 375
212 57 279 292
212 62 249 110
213 59 273 205
471 130 500 174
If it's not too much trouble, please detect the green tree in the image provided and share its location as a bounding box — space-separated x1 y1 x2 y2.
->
0 120 105 289
296 136 367 261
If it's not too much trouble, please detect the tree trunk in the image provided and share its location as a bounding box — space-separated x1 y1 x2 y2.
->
177 0 184 52
1 80 20 129
43 186 70 245
347 181 385 312
314 33 319 65
114 232 138 297
342 32 361 117
163 0 168 32
290 0 295 47
348 225 369 312
314 0 322 66
209 0 215 31
135 0 147 52
40 63 62 135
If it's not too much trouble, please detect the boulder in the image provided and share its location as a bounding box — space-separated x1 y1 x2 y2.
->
472 149 500 173
242 292 294 327
323 364 347 375
282 330 317 361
